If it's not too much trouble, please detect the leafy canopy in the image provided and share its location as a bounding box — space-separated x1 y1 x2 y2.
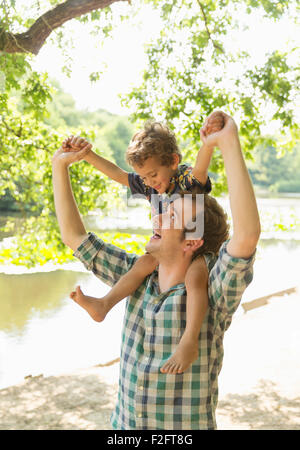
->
123 0 299 193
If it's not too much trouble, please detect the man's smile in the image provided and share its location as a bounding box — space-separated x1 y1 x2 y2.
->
150 230 161 241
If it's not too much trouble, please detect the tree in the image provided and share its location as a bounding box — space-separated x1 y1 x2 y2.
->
249 142 300 193
1 0 298 161
123 0 299 195
0 103 113 265
98 118 134 170
0 1 131 266
0 0 299 266
44 79 115 128
0 0 128 54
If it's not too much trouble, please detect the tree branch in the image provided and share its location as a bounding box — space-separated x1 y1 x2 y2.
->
0 0 129 55
1 118 22 137
197 0 224 54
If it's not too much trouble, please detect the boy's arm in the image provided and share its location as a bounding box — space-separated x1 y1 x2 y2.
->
191 144 214 185
201 113 261 259
191 111 224 185
85 151 130 187
64 136 130 187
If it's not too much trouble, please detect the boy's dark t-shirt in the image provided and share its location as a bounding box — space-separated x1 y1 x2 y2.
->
128 163 212 215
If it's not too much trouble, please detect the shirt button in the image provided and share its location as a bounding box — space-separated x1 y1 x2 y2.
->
137 413 142 418
139 385 143 390
147 327 151 332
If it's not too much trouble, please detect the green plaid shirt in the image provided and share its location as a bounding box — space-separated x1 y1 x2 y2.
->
74 232 255 430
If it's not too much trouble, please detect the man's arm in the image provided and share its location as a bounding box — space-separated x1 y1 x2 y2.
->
52 144 90 251
201 113 261 259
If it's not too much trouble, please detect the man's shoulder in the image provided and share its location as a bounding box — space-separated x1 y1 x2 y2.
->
74 232 139 274
206 240 256 314
207 240 256 298
203 240 256 283
218 240 256 270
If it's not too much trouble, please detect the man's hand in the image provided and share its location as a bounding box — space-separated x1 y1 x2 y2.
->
63 135 92 151
52 140 92 169
61 135 93 161
200 112 238 151
203 110 225 135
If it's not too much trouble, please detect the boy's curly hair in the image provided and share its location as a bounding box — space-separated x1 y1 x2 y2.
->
126 121 182 168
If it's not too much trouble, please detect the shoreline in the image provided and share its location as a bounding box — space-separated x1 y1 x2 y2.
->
0 259 87 275
1 234 300 276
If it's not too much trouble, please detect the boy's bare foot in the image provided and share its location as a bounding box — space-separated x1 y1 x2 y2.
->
160 334 199 374
70 286 111 322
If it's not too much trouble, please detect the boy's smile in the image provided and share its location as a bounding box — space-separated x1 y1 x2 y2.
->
132 155 179 194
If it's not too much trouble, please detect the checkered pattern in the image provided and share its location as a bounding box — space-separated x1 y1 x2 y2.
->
74 232 255 430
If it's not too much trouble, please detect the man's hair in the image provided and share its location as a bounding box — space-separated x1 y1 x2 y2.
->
126 121 182 168
178 187 230 256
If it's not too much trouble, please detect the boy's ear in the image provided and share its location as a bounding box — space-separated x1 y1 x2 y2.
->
172 153 180 168
183 239 204 254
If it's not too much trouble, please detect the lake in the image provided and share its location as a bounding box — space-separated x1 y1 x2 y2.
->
0 195 299 390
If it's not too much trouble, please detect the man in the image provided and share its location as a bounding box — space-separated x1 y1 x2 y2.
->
52 113 260 430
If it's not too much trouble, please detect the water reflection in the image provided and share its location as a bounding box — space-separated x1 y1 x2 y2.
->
0 270 91 335
0 268 125 390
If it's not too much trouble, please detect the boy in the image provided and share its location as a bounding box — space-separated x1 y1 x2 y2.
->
64 112 224 374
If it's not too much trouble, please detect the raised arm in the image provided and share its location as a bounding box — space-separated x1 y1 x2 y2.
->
85 151 129 187
192 111 224 185
52 144 90 252
201 113 261 259
191 144 214 185
64 136 129 187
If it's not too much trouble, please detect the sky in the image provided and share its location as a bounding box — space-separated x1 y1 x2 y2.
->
31 2 299 117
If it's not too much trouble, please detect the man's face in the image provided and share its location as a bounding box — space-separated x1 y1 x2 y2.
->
145 196 203 258
132 155 177 194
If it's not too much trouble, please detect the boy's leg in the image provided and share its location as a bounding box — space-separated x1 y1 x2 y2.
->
70 253 157 322
160 256 208 374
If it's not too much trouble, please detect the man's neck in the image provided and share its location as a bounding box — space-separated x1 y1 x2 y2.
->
157 256 191 293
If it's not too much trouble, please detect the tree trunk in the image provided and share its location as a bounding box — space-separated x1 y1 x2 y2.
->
0 0 128 55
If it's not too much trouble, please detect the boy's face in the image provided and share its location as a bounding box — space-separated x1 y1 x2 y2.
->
133 155 179 194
